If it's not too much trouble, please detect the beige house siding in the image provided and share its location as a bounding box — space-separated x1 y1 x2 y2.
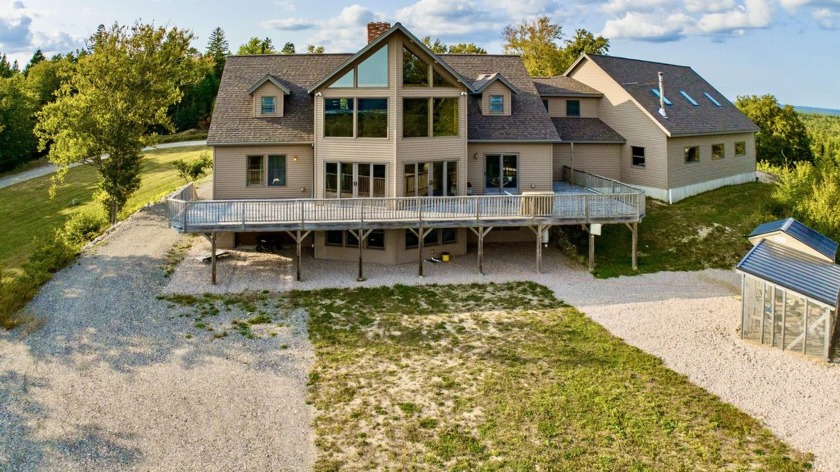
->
395 229 467 264
481 82 512 116
467 143 554 195
216 232 235 250
666 133 756 188
553 143 622 181
314 230 397 264
545 97 599 118
251 82 284 117
213 144 314 199
568 59 669 191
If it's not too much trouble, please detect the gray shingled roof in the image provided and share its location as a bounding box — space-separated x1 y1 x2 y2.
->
532 76 602 97
551 118 625 143
737 239 840 306
440 54 559 142
208 54 351 145
749 217 838 260
582 54 759 137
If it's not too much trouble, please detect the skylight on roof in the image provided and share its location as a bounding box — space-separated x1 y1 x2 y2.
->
680 90 699 106
650 89 672 106
704 92 722 107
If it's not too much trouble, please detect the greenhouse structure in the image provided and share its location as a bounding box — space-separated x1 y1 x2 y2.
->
736 218 840 361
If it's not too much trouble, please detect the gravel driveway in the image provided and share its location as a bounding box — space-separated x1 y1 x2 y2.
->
170 237 840 471
0 204 314 471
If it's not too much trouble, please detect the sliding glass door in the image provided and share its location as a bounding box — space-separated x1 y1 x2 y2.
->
485 154 518 193
404 161 458 197
325 162 386 198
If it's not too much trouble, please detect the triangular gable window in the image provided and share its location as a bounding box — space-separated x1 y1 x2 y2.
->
357 45 388 87
330 70 354 88
403 47 429 87
433 68 454 87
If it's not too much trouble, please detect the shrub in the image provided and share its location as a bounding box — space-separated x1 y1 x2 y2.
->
62 209 109 246
173 152 212 183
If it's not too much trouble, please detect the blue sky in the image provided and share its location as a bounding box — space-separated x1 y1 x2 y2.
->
1 0 839 108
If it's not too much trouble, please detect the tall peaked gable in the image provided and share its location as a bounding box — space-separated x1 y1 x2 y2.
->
307 22 474 93
570 54 759 137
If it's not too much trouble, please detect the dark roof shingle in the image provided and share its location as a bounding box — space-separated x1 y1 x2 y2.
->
582 54 759 137
550 118 625 143
208 54 351 145
532 76 602 97
440 54 559 142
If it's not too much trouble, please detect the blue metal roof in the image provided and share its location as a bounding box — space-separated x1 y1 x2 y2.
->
737 239 840 306
749 218 838 260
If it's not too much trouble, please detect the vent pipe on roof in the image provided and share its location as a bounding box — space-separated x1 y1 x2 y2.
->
658 71 667 119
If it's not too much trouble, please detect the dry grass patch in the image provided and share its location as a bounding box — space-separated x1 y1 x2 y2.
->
293 282 812 471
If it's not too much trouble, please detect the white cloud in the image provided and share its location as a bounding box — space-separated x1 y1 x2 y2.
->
813 6 839 28
302 4 378 52
597 0 815 41
396 0 500 35
0 0 33 51
262 18 317 31
273 0 296 12
602 11 694 41
696 0 774 33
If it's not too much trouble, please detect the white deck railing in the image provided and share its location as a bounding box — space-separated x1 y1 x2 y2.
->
167 179 644 233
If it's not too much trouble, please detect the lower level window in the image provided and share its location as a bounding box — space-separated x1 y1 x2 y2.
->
631 146 645 167
712 143 725 160
405 228 457 249
325 230 384 250
735 141 746 156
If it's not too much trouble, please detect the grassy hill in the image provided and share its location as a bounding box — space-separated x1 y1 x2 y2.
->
0 146 210 273
566 182 775 278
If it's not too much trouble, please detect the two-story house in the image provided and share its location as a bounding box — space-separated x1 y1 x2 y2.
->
169 21 756 280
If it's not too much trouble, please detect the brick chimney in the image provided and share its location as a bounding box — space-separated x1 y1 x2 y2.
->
367 22 391 43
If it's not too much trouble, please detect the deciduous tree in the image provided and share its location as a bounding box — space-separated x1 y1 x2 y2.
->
306 44 325 54
422 36 487 54
503 17 608 76
35 22 199 223
237 37 276 55
0 75 37 171
736 94 813 166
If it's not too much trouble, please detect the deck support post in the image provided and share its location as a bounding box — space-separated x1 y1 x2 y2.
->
349 229 372 281
625 222 638 271
285 230 311 282
210 231 217 285
588 229 595 273
529 224 549 273
469 226 493 275
408 227 434 277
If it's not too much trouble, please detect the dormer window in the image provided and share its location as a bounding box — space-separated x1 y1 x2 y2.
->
489 95 504 114
261 96 276 115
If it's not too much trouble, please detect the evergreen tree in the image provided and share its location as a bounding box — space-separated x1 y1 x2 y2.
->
205 27 228 78
281 42 295 54
23 49 46 76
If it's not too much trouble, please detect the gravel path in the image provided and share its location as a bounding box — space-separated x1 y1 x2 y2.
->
168 238 840 471
0 203 314 471
0 140 207 190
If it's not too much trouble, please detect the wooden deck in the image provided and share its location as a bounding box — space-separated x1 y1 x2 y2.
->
167 170 645 233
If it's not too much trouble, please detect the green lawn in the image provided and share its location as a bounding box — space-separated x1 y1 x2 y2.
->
0 146 209 273
569 182 777 278
293 282 811 471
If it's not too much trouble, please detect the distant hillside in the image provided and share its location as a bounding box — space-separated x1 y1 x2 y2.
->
794 106 840 116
